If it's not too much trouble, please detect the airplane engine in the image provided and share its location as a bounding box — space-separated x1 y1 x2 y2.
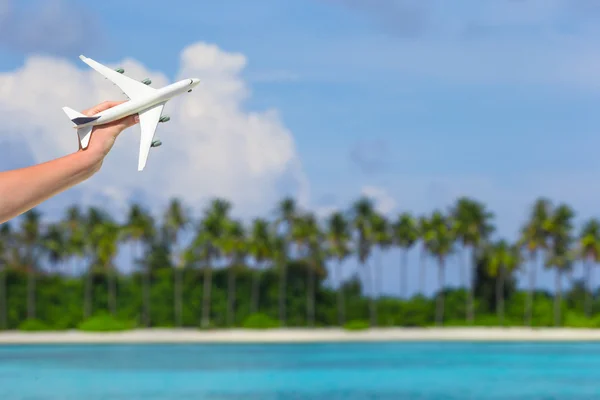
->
159 116 170 123
151 140 162 148
142 78 152 85
114 68 124 74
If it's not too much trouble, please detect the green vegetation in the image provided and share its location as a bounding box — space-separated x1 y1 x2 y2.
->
77 313 136 332
0 196 598 331
18 319 51 331
242 313 280 329
344 320 370 331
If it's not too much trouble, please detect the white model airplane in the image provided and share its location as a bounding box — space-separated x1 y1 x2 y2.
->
62 55 200 171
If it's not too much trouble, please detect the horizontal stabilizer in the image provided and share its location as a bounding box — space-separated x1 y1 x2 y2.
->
77 126 94 149
71 115 100 125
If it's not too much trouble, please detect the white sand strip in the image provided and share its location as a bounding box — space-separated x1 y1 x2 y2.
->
2 328 600 344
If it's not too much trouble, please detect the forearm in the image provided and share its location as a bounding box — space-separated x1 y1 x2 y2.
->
0 150 102 224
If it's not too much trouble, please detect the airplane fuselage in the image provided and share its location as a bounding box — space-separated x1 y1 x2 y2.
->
74 78 200 129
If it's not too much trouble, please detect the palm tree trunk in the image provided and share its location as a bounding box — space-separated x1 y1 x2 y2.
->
459 251 465 290
27 266 35 320
366 261 377 327
568 268 575 293
466 248 474 324
201 263 212 328
554 269 562 327
173 245 182 328
142 244 150 327
0 264 6 329
373 251 382 326
278 257 287 326
400 249 408 299
419 247 426 295
251 264 260 314
585 260 593 318
70 258 77 319
227 263 236 327
280 235 293 325
307 263 315 327
175 267 182 327
108 265 116 316
336 259 345 326
84 267 92 319
525 253 537 326
496 267 505 326
435 258 445 326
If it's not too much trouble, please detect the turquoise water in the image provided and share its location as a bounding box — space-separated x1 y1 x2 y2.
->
1 342 600 399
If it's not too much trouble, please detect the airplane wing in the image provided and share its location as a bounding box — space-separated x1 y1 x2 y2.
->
137 102 165 171
79 55 155 100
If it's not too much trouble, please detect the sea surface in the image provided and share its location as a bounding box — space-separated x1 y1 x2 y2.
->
1 341 600 399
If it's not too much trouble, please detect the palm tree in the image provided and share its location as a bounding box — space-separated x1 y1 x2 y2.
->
294 213 321 327
60 206 86 324
518 197 552 326
351 197 376 326
18 210 43 321
249 218 270 314
198 198 230 328
392 213 418 299
426 210 454 326
124 204 155 326
487 240 521 325
326 211 351 325
417 215 431 296
0 223 11 329
544 203 575 326
274 197 298 325
578 219 600 317
449 197 495 323
222 219 246 326
42 223 67 275
83 207 110 319
96 220 121 315
62 206 85 278
163 198 190 327
371 212 391 325
270 234 287 325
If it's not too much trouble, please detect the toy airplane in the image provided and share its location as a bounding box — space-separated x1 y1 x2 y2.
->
62 55 200 171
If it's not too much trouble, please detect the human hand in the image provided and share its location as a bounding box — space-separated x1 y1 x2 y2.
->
80 100 139 162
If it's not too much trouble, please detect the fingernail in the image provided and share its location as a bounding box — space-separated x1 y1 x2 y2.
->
134 115 139 123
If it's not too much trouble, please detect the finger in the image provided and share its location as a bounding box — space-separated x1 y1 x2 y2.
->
108 113 139 130
120 113 140 128
82 100 126 116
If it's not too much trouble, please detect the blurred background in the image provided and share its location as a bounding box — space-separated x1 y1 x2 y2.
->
1 0 600 328
3 1 600 399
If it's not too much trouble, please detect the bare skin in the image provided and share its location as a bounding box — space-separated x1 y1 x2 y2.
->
0 101 138 224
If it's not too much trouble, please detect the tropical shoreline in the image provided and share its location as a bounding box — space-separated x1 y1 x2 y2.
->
2 327 600 344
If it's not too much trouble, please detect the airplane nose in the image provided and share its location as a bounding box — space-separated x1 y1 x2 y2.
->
192 78 200 85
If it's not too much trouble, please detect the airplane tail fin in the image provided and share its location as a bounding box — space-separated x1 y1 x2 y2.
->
62 107 100 125
62 106 99 149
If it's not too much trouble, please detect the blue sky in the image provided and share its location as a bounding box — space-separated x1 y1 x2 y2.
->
2 0 600 296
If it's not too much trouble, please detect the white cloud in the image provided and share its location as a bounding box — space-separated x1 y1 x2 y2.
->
0 42 309 218
360 185 396 215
